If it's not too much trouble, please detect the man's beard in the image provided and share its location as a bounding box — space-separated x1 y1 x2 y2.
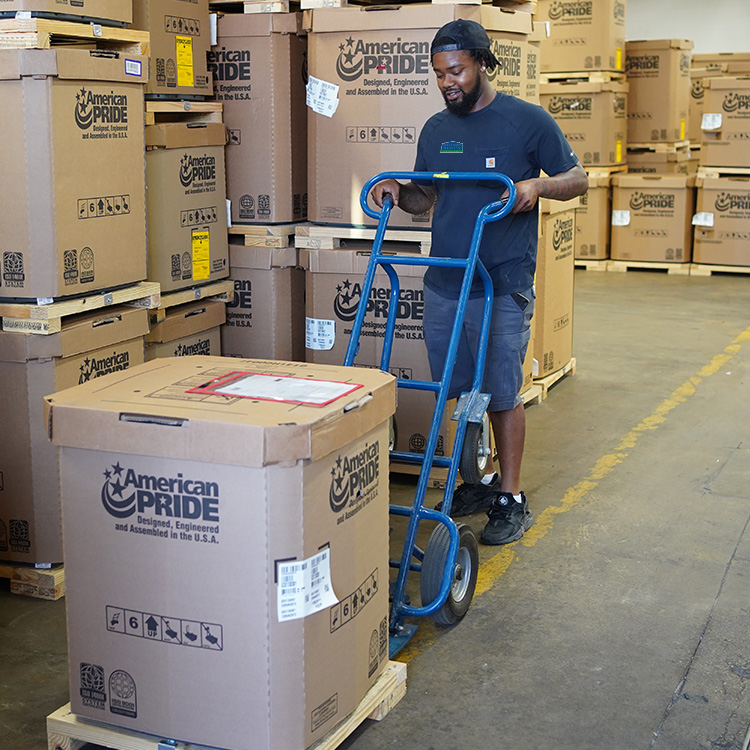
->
443 70 483 117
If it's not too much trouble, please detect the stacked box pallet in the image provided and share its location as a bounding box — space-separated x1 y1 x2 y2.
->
690 52 750 269
0 6 152 565
209 11 308 360
537 0 627 269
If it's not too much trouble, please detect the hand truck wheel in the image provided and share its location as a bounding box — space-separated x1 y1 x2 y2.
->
459 412 492 485
420 522 479 626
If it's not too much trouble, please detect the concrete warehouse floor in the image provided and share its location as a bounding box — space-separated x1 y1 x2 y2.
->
2 268 750 750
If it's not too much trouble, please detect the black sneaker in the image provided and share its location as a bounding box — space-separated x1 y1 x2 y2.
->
480 492 533 545
435 474 500 517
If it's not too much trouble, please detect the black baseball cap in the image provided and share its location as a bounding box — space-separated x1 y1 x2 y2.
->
431 19 491 55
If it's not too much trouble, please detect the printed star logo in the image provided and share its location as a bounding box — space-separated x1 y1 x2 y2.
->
76 87 89 113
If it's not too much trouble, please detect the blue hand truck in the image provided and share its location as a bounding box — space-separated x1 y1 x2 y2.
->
344 171 517 657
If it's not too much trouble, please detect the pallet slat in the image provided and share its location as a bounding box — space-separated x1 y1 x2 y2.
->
628 140 691 153
229 223 300 249
0 281 161 334
534 357 576 397
296 224 431 253
608 260 691 276
690 263 750 277
145 100 223 126
47 661 406 750
574 259 610 272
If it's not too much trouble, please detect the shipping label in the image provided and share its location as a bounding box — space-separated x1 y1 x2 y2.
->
277 548 339 622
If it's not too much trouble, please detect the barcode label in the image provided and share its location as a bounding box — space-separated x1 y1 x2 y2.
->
277 550 338 622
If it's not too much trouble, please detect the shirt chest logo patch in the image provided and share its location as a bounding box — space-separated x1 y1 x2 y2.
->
486 157 496 169
440 141 463 154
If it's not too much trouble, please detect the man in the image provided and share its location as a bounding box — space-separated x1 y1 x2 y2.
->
370 19 588 545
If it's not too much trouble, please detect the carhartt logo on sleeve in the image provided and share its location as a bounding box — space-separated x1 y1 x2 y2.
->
440 141 463 153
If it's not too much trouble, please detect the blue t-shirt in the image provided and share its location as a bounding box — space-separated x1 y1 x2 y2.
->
414 92 579 298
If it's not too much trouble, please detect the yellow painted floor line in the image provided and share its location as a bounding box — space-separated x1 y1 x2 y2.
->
396 325 750 664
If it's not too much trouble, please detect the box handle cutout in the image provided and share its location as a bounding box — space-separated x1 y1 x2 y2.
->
119 413 187 428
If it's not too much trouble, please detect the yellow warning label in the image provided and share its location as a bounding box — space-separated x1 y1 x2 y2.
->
616 140 622 164
680 118 686 140
176 36 194 88
616 47 622 71
192 230 210 281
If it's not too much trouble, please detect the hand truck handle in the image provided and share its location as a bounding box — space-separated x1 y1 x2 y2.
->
360 171 517 222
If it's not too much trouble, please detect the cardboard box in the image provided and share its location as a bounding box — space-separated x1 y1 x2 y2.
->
692 53 750 76
305 4 533 227
0 48 148 300
575 174 610 260
46 356 395 750
535 199 576 376
144 298 225 360
540 80 628 167
537 0 626 73
611 174 695 263
700 76 750 168
212 13 308 225
625 39 693 144
145 122 229 293
486 17 542 105
693 177 750 266
132 0 212 98
627 147 692 175
0 307 147 564
222 244 305 361
0 0 132 24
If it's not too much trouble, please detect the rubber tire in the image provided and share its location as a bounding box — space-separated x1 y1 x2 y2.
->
389 415 398 451
420 522 479 626
459 417 490 485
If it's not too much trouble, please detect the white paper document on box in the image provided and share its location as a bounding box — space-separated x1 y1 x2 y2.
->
277 549 339 622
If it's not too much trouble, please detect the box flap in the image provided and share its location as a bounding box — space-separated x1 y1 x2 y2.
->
540 80 629 94
612 174 691 189
703 75 750 91
45 356 396 467
626 39 694 51
0 307 148 363
693 52 750 65
696 176 750 189
217 10 303 38
539 196 581 214
301 247 425 277
585 175 611 188
480 6 533 35
146 122 227 149
228 245 300 271
145 300 227 344
305 4 479 33
7 48 150 84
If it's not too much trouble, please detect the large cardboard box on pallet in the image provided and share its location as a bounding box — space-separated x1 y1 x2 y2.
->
46 356 395 750
625 39 693 145
535 198 576 377
144 298 225 360
0 48 148 300
212 13 308 225
540 80 628 168
700 76 750 168
305 4 533 227
575 174 610 260
145 122 229 293
0 0 132 24
536 0 626 73
132 0 212 98
222 244 305 361
0 307 147 564
610 174 695 264
693 177 750 266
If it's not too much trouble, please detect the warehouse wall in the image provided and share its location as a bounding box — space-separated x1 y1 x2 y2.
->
627 0 750 53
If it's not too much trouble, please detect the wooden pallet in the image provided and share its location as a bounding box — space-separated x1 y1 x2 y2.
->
145 100 223 126
0 562 65 601
574 259 610 272
296 224 431 253
628 140 691 153
540 70 627 85
696 166 750 179
534 357 576 397
608 260 692 276
47 660 406 750
0 281 161 335
142 279 234 324
0 16 149 54
229 223 301 249
690 263 750 277
586 165 628 178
